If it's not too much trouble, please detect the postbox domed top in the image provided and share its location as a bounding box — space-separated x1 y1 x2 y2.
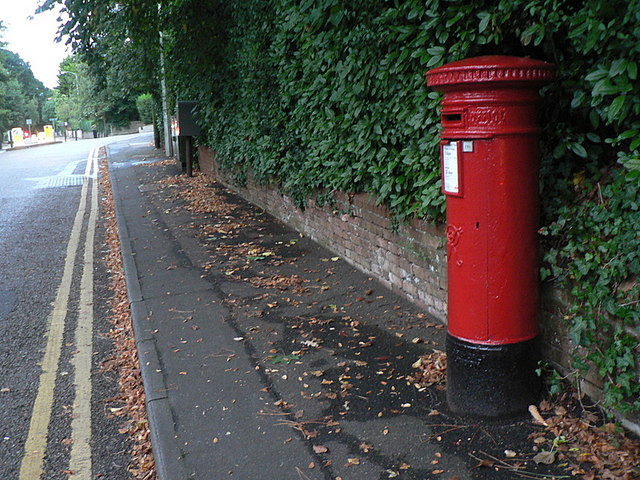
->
426 55 555 90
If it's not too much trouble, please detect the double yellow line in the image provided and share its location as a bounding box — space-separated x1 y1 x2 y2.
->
19 147 100 480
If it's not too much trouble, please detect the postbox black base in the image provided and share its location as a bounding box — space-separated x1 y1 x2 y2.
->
446 334 541 418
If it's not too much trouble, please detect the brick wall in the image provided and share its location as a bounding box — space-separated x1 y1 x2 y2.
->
199 146 448 320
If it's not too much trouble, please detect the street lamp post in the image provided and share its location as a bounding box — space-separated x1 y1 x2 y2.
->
157 3 173 157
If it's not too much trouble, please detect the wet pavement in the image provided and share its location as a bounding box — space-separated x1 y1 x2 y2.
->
108 137 571 480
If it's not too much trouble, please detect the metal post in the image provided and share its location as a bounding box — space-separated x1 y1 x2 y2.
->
185 136 193 177
159 30 173 157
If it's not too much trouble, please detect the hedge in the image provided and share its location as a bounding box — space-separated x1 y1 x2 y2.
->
162 0 640 413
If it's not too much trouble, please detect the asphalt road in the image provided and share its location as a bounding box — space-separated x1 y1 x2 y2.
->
0 135 145 479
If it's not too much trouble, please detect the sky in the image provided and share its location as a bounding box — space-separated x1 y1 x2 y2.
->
0 0 70 89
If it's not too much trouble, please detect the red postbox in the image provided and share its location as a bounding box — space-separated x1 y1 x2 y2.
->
427 56 555 417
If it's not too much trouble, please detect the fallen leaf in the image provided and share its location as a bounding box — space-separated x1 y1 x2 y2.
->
528 404 548 426
533 450 556 465
313 445 329 454
346 458 361 466
473 459 495 469
359 442 373 453
554 405 567 416
270 354 300 364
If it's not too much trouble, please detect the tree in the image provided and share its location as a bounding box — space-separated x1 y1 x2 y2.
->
51 53 141 135
0 22 51 134
136 93 154 124
41 0 161 104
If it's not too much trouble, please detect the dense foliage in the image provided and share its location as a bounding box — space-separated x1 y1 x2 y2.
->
52 55 139 133
136 93 155 125
49 0 639 413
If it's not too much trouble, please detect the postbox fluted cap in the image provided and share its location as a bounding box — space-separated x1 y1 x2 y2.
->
426 55 555 90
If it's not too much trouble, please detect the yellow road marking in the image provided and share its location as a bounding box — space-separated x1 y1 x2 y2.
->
69 148 99 479
19 147 98 480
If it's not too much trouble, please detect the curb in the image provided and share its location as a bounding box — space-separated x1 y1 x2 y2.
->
2 141 64 151
107 147 188 480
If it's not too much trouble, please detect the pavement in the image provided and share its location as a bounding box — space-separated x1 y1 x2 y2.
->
107 136 570 480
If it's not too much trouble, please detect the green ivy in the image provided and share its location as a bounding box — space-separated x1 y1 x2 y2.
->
540 169 640 411
160 0 640 414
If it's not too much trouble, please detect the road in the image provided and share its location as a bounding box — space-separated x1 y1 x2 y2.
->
0 135 148 479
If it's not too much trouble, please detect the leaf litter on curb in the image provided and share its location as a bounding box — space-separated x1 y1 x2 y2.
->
100 156 156 479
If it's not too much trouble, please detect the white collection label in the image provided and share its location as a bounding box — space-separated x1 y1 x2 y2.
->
442 142 459 194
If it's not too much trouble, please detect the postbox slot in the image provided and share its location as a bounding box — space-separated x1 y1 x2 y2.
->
443 113 462 122
442 112 465 129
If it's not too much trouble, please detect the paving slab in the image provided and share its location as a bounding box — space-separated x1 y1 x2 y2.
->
108 136 570 480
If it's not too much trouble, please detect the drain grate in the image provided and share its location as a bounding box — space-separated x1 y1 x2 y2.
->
35 175 87 189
